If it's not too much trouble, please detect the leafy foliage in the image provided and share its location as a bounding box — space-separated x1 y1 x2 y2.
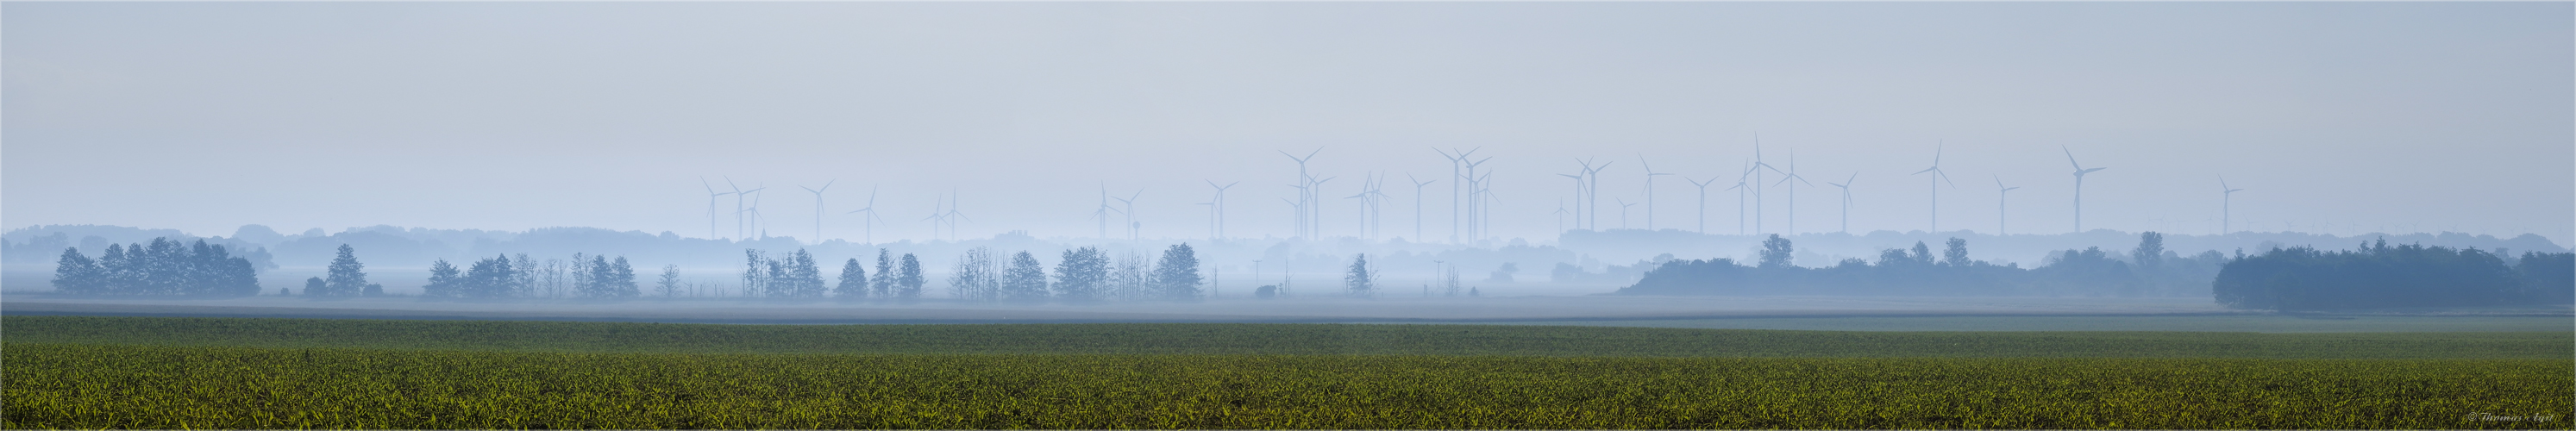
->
1621 233 2220 297
2216 240 2555 310
48 238 260 297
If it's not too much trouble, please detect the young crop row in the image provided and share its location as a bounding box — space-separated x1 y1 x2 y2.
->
8 343 2568 429
9 315 2569 359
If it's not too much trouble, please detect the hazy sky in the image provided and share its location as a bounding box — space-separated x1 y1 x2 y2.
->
7 2 2570 245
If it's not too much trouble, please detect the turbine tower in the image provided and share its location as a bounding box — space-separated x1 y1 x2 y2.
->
1995 176 2020 235
1282 148 1323 240
799 180 834 245
1557 172 1585 233
1684 176 1718 234
1727 161 1752 234
1206 180 1238 240
1750 136 1779 234
2063 147 2107 233
1826 172 1857 234
701 178 735 240
1463 156 1493 241
2222 177 2246 234
1639 154 1673 231
1771 151 1812 235
843 187 884 245
1615 197 1636 230
1436 148 1482 243
1113 190 1143 242
1583 159 1613 231
1911 142 1954 233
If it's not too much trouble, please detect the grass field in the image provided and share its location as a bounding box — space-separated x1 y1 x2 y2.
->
5 316 2569 429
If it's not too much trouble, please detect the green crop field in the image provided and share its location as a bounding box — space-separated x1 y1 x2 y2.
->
5 316 2569 429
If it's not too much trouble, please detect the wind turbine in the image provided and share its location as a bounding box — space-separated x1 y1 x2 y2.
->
1094 185 1110 239
1408 174 1436 240
1995 176 2020 235
1583 159 1612 231
1436 147 1482 243
1282 148 1323 240
1112 190 1143 242
741 188 768 240
1553 200 1572 234
1911 142 1955 233
724 178 752 240
943 192 968 240
2064 146 2107 233
799 180 834 245
1615 197 1637 230
1206 180 1238 240
1556 172 1585 233
1639 154 1673 231
1751 135 1780 234
701 178 734 240
1771 151 1812 234
2222 177 2246 234
1727 160 1752 234
1684 176 1718 234
922 196 947 242
843 186 884 245
1826 172 1857 234
1463 156 1493 240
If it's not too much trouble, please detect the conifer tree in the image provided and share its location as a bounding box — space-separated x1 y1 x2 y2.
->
836 258 868 299
424 259 461 297
1002 251 1050 303
1942 238 1971 266
870 249 895 298
1053 247 1108 303
52 247 103 294
609 256 640 297
325 244 368 296
896 253 925 300
789 249 823 297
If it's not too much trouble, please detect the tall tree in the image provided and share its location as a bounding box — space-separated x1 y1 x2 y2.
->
788 249 824 297
1758 234 1795 268
325 244 368 297
1942 237 1971 266
657 264 684 297
1154 243 1203 301
2133 232 2166 272
1344 253 1375 297
51 247 103 294
741 249 768 298
1002 251 1050 303
895 253 925 300
950 247 998 302
870 249 896 298
608 256 641 297
1053 247 1108 303
836 258 868 300
424 259 461 297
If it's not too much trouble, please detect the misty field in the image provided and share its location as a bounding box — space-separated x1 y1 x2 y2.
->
5 317 2569 429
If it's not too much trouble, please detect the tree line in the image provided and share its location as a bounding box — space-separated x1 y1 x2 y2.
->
740 244 1206 303
423 253 640 299
2214 239 2573 310
1617 232 2223 297
49 238 261 297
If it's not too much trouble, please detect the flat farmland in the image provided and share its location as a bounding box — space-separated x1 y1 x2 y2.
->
5 316 2567 429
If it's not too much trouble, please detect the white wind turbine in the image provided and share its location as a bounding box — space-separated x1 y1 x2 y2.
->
2063 146 2108 233
2221 176 2246 234
799 180 834 245
922 196 947 242
1727 160 1752 234
943 193 968 240
741 188 769 239
1911 142 1955 233
1207 180 1238 240
724 178 755 240
843 187 885 245
1615 197 1636 230
1995 176 2020 235
1639 154 1673 231
1462 156 1493 240
1771 151 1812 234
1750 136 1779 234
701 178 734 240
1436 147 1482 243
1583 159 1612 231
1094 184 1117 240
1826 172 1857 234
1557 171 1584 233
1553 200 1571 234
1684 176 1718 234
1112 190 1142 242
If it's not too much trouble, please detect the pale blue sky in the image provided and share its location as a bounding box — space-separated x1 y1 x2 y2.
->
6 2 2569 244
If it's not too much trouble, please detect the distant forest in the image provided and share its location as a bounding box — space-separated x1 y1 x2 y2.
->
2215 240 2573 310
1618 233 2221 297
47 238 261 297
